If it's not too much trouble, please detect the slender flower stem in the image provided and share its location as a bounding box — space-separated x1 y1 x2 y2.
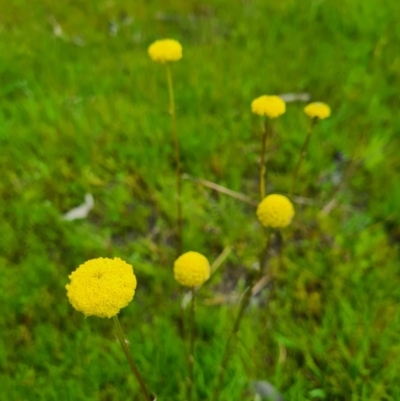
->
275 229 284 271
211 231 272 401
291 118 317 195
259 118 269 200
188 287 196 401
268 229 284 304
113 316 152 401
166 63 183 256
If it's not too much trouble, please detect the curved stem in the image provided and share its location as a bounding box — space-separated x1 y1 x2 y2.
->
166 63 183 256
113 316 152 401
291 118 317 195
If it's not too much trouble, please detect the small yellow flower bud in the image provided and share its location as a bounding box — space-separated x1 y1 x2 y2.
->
257 194 295 228
304 102 331 119
174 252 210 287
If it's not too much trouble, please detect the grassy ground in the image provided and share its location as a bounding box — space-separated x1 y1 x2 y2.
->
1 0 400 400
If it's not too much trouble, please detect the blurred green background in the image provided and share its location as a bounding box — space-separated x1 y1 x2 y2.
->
1 0 400 400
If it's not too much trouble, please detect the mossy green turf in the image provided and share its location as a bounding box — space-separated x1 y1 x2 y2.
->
1 0 400 400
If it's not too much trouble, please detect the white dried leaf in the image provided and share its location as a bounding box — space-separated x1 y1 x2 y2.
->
62 194 94 221
279 93 311 102
252 381 284 401
181 291 193 309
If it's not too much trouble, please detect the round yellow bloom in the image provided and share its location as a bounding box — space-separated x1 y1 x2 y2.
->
148 39 182 63
304 102 331 119
251 95 286 118
257 194 295 228
66 257 137 318
174 251 210 287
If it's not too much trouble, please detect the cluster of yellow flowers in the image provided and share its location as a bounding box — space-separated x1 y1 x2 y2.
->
66 39 329 321
65 38 336 401
66 254 211 317
251 95 330 121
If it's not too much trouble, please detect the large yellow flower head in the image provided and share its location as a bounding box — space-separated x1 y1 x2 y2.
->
148 39 182 63
174 251 210 287
304 102 331 120
66 257 137 318
251 95 286 118
257 194 295 228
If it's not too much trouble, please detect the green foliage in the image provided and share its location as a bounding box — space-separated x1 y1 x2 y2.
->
0 0 400 400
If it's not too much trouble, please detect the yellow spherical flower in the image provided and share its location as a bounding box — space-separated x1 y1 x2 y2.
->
304 102 331 119
251 95 286 118
257 194 295 228
174 251 210 287
148 39 182 63
66 257 137 318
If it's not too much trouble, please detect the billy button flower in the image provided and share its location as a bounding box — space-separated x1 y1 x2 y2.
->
66 257 152 401
251 95 286 119
291 101 331 195
212 194 293 401
256 194 295 228
66 257 136 318
256 194 294 279
148 38 184 256
148 39 182 63
304 102 331 120
173 251 210 401
251 95 286 200
174 251 210 288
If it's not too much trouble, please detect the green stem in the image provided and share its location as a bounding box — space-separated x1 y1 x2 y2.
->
291 118 317 195
188 288 196 401
166 63 183 256
211 232 272 401
275 229 284 272
113 316 152 401
259 118 269 200
268 229 284 305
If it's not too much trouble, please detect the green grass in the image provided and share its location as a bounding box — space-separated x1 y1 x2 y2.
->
1 0 400 400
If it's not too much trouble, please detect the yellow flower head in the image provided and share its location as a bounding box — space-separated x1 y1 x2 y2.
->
304 102 331 119
257 194 295 228
66 257 137 318
174 251 210 287
148 39 182 63
251 95 286 118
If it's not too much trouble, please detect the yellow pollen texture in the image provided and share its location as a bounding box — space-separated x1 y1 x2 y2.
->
251 95 286 118
148 39 182 63
66 257 137 318
174 251 210 288
257 194 295 228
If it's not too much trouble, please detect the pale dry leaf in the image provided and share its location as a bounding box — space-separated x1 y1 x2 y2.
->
62 194 94 221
